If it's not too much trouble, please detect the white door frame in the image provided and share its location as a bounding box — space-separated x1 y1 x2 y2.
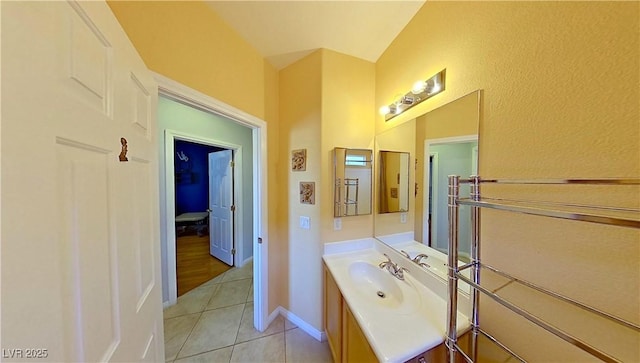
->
155 73 269 331
424 151 439 247
423 135 478 252
167 132 243 265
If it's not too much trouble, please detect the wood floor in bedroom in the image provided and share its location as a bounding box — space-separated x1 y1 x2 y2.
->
176 233 232 296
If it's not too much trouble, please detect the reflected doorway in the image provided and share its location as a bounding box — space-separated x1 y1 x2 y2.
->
425 137 478 260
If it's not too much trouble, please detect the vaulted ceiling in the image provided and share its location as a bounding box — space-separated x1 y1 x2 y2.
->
205 1 426 70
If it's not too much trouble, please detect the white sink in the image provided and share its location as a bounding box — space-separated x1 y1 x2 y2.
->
323 241 471 363
346 260 420 314
348 261 404 308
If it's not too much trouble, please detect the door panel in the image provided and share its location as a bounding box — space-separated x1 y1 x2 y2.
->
1 1 163 361
208 150 234 265
132 159 155 310
57 141 119 362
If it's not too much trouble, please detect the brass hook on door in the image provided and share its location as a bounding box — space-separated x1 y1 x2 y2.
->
119 137 128 162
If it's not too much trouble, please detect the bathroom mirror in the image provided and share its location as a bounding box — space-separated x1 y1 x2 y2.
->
333 148 373 217
378 151 410 213
374 90 481 270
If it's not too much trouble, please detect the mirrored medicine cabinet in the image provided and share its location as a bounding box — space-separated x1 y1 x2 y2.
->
333 148 373 217
378 151 410 214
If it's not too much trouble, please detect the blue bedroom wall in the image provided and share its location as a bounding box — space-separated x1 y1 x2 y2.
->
174 139 223 215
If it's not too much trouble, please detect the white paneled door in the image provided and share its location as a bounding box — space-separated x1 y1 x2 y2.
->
1 1 164 362
208 150 234 266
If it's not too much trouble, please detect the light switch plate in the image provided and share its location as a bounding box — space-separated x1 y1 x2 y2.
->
300 216 310 229
334 218 342 231
400 212 407 224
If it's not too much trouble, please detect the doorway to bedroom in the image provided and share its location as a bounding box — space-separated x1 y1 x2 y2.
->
174 139 235 296
160 94 255 304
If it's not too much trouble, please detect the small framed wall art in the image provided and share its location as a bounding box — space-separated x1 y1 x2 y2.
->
300 182 315 205
292 149 307 171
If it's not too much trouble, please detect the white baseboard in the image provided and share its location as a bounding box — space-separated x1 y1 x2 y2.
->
273 306 326 342
242 256 254 268
265 307 281 327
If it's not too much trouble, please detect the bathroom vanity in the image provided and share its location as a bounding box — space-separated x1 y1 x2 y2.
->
324 265 378 362
323 239 469 363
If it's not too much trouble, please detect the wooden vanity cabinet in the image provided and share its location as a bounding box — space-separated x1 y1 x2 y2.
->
343 303 378 362
324 264 343 362
324 263 378 363
324 262 455 363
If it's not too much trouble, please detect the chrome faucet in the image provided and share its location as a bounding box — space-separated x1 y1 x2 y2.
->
412 253 431 268
400 250 431 269
379 254 408 280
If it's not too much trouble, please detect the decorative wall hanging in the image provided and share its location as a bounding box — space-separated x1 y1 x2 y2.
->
175 150 193 172
300 182 315 205
292 149 307 171
119 137 128 162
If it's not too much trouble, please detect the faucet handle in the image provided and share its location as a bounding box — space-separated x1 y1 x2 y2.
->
395 266 409 280
413 253 429 263
400 250 411 259
411 254 430 269
379 253 393 268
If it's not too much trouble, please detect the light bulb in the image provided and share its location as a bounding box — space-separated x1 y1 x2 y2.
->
431 82 441 94
379 105 390 115
411 80 426 95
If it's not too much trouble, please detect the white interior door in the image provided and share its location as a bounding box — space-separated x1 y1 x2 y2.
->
208 150 234 265
1 1 164 361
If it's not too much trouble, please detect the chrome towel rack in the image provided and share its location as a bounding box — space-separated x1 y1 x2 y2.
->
446 176 640 363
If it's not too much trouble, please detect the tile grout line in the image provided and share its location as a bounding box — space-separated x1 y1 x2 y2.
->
203 282 222 312
168 270 224 362
203 284 252 313
166 266 258 362
229 301 249 362
283 324 288 363
172 311 204 362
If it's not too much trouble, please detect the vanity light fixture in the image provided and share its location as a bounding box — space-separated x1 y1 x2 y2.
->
380 69 446 121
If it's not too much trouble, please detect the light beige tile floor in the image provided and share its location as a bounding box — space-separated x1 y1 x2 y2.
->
164 261 333 363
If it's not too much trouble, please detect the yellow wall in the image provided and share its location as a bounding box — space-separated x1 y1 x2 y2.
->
278 51 323 327
278 49 376 330
320 50 376 243
377 2 639 361
378 2 639 178
108 1 265 119
263 61 282 313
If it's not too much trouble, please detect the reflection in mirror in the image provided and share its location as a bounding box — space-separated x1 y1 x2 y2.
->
424 137 477 260
374 90 481 274
373 120 416 238
333 148 373 217
379 151 410 213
